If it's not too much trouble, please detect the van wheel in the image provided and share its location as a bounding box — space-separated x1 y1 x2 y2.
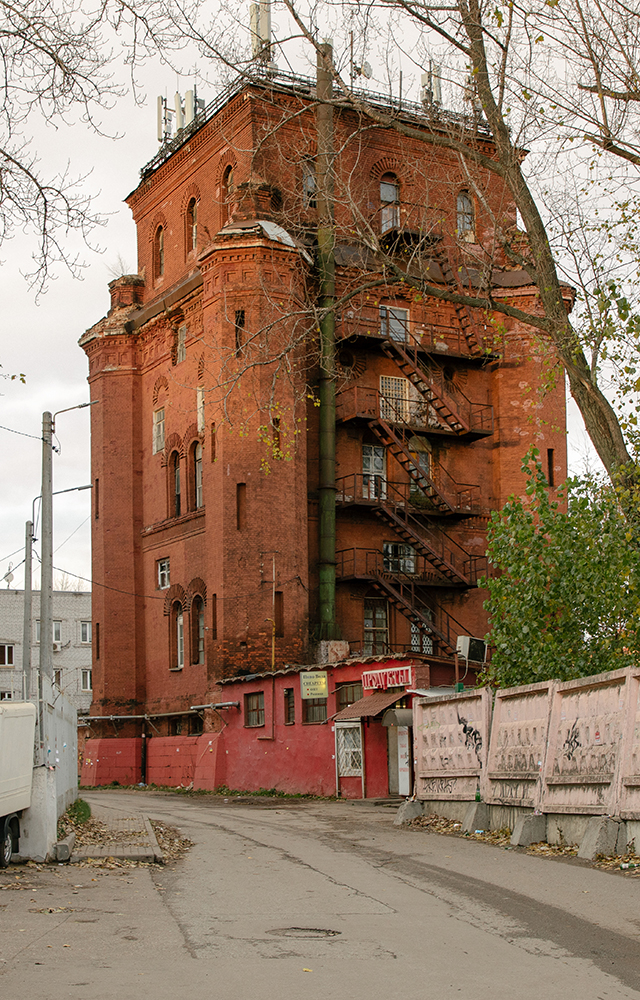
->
0 817 14 868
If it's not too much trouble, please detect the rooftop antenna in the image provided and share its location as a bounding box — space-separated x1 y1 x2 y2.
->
157 94 174 143
421 60 442 108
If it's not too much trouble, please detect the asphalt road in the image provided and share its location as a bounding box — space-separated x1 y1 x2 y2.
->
1 790 639 999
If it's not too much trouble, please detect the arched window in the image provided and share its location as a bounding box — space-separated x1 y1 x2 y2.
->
172 601 184 670
154 225 165 279
380 173 400 233
170 451 181 518
457 191 475 240
221 166 234 224
186 198 198 253
191 596 205 664
194 442 203 508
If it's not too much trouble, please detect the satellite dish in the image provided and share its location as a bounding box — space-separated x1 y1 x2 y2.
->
361 61 372 79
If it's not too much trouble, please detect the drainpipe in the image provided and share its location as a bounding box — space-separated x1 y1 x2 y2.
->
317 41 339 641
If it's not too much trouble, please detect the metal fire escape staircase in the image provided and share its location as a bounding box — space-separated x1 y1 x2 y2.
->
369 574 458 655
371 500 470 586
381 338 469 434
430 243 485 357
366 415 454 513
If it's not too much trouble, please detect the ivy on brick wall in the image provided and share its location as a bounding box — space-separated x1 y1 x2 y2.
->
481 448 640 688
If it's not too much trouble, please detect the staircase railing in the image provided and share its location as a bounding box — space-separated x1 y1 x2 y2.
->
335 475 487 583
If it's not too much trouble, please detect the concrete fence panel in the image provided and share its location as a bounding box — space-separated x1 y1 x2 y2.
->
542 668 629 816
485 681 554 811
618 667 640 820
413 688 492 802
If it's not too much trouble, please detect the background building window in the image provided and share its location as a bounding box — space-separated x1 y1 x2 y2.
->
245 691 265 727
302 697 327 724
192 596 205 664
37 621 62 644
54 669 62 687
0 644 14 667
457 191 475 240
380 173 400 232
157 558 170 589
81 669 93 691
81 621 92 644
284 687 295 724
153 408 165 454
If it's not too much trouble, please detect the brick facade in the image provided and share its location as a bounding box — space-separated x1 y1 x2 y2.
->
79 74 567 754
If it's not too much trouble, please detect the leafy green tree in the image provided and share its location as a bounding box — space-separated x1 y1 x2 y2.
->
482 449 640 687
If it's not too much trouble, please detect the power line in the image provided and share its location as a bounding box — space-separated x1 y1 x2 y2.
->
0 423 45 444
53 515 91 554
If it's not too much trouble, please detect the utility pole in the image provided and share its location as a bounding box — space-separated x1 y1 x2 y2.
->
22 521 33 700
39 412 54 683
317 41 339 642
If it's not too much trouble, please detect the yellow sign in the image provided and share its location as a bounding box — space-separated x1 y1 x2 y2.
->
300 671 328 700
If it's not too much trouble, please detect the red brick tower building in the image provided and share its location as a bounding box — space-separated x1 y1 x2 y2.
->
79 70 566 787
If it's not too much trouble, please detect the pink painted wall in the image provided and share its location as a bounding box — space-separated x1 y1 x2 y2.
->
80 738 142 786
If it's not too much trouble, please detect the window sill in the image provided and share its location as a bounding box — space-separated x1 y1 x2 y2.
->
302 720 327 726
244 724 265 730
169 666 183 672
143 508 206 537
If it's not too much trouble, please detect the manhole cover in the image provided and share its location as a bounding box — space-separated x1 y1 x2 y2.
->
268 927 341 939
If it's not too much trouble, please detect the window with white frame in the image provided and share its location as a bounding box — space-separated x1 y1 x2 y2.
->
81 669 93 691
362 444 386 499
0 644 14 667
157 558 170 589
54 669 62 687
153 407 165 454
81 621 92 644
379 305 409 343
36 621 61 643
379 375 426 427
177 324 187 363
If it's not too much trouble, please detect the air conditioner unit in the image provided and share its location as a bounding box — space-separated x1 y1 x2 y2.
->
52 642 61 653
456 635 487 663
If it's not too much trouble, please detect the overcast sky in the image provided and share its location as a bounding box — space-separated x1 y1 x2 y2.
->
0 42 597 594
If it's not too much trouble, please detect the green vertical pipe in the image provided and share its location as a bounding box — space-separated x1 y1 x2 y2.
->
316 42 339 640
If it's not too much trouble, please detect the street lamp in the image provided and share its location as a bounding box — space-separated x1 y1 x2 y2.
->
22 484 92 701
